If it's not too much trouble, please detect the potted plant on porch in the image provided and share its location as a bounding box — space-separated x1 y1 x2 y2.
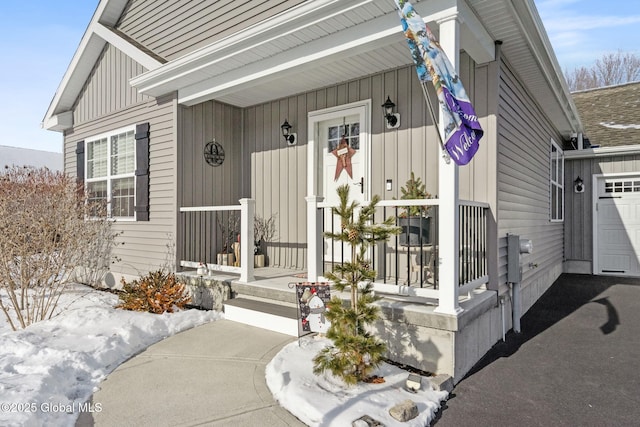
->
216 213 239 266
253 214 276 267
398 172 433 246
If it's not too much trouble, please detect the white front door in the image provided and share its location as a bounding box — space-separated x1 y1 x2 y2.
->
595 175 640 276
308 101 371 264
319 114 365 206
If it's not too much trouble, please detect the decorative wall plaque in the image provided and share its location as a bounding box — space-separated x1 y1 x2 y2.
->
204 140 225 167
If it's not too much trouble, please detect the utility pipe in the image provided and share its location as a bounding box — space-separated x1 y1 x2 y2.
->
511 282 521 333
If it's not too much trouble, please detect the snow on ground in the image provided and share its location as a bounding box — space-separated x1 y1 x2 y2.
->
266 337 449 426
0 284 222 427
0 284 448 427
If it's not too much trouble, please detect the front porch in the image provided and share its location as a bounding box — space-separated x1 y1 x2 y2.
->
175 263 499 381
177 198 491 307
176 197 498 382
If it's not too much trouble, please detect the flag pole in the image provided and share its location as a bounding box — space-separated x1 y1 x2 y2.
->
419 81 451 163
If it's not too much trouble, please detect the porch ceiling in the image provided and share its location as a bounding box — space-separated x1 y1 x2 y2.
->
130 0 494 106
128 0 581 139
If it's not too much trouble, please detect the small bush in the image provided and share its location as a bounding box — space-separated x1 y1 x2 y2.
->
0 166 119 330
117 271 191 314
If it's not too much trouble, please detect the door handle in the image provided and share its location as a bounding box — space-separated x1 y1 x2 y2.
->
353 177 364 194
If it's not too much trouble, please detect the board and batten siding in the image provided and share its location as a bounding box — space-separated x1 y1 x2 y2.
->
178 101 243 208
565 154 640 273
64 95 178 281
237 58 494 270
496 55 564 310
116 0 306 62
176 101 244 265
73 43 151 125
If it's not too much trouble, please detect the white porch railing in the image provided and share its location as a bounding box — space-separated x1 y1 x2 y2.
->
178 197 489 306
308 198 489 308
179 199 254 283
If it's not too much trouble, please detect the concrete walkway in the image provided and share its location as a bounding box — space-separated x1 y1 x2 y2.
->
76 320 305 426
432 274 640 426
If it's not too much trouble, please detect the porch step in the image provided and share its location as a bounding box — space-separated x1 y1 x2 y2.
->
223 297 299 337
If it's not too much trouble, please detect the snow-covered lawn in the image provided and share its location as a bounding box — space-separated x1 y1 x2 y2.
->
0 284 221 426
0 284 449 426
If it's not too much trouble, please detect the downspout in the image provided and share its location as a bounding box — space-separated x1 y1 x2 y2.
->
511 282 521 333
500 294 506 341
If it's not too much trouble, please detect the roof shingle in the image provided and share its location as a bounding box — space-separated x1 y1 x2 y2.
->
572 81 640 147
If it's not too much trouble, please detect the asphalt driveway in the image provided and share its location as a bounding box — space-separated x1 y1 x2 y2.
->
432 273 640 427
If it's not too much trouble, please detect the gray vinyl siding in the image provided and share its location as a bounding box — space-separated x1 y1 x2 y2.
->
117 0 306 61
236 57 495 270
177 101 244 207
496 55 564 306
565 154 640 268
73 44 151 125
64 95 178 278
176 101 244 266
243 69 445 269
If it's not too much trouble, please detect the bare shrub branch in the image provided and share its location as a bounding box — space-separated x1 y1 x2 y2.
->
0 166 119 330
566 51 640 91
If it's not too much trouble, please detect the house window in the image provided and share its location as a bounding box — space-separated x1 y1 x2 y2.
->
86 127 136 219
327 122 360 152
550 139 564 222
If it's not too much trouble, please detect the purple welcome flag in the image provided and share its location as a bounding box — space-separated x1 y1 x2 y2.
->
395 0 483 165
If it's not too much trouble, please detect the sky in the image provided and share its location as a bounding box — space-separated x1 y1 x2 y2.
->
1 0 639 154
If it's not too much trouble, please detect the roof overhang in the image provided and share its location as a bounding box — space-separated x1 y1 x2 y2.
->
564 145 640 160
45 0 583 141
467 0 583 138
130 0 495 108
42 0 163 132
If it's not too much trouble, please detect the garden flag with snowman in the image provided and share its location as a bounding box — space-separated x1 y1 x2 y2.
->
395 0 483 165
296 283 331 334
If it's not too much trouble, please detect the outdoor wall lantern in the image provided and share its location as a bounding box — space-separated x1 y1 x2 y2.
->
281 119 297 146
382 96 400 129
574 176 584 193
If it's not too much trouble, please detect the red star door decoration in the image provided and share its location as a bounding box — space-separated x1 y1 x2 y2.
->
332 137 355 181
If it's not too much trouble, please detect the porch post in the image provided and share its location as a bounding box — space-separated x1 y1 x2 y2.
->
239 198 255 283
306 196 324 282
435 12 463 315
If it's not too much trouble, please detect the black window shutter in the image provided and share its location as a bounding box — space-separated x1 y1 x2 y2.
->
75 141 85 189
135 123 150 221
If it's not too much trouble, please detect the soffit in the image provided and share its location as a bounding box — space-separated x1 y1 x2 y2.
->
131 0 495 106
47 0 582 140
43 0 137 130
467 0 582 137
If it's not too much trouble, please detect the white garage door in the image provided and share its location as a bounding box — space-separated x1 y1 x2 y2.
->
596 176 640 276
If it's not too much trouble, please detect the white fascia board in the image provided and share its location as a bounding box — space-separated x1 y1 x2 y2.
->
93 23 162 71
565 145 640 159
43 0 130 129
457 0 494 64
509 0 583 135
178 13 403 105
130 0 357 94
139 0 492 104
43 30 105 129
42 111 73 132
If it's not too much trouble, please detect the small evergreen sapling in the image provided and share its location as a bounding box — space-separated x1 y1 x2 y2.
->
313 184 400 384
399 172 432 217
